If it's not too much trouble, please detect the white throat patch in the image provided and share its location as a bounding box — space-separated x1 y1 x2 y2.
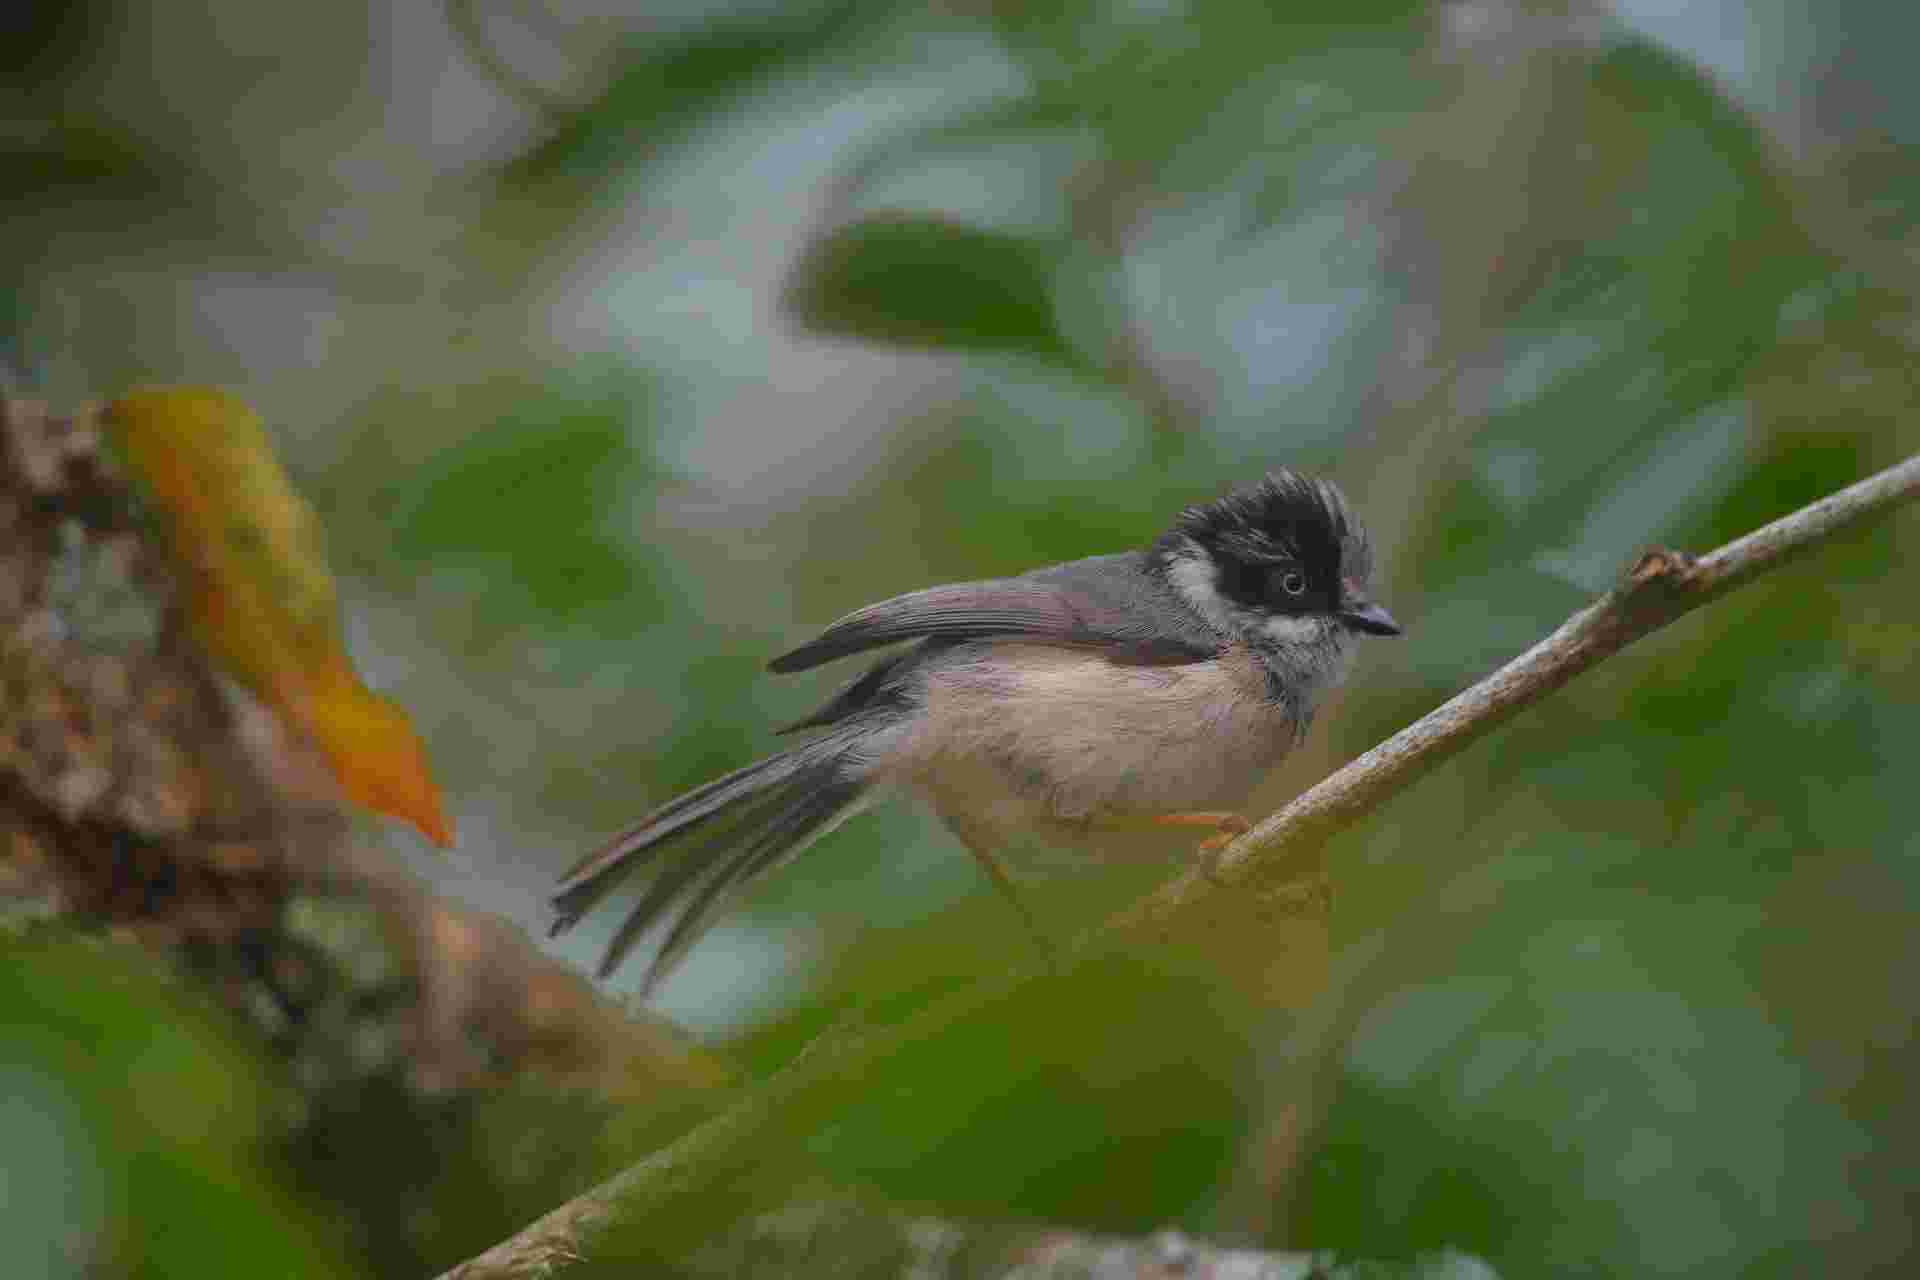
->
1258 613 1326 646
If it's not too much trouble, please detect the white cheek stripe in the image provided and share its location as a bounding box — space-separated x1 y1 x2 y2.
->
1164 543 1236 632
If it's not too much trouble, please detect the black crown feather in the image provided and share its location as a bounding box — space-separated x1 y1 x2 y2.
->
1157 469 1372 586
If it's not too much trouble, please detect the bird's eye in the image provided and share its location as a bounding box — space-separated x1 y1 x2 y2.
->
1275 568 1307 598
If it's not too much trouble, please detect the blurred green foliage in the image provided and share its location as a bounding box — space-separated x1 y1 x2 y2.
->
0 938 356 1280
7 0 1920 1277
789 213 1080 363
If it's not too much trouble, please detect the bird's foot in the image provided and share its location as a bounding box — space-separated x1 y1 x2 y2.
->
1196 813 1251 853
1142 809 1250 852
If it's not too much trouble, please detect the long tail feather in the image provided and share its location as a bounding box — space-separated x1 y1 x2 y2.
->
552 731 870 989
553 750 807 911
637 777 863 990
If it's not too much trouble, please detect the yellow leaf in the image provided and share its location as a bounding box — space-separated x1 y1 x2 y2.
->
105 387 455 847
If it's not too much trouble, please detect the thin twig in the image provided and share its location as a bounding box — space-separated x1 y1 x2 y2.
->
440 452 1920 1278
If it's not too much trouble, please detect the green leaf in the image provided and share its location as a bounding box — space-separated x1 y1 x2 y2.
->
785 213 1078 364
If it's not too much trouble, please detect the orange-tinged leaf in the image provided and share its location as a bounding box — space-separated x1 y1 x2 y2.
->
298 656 457 848
104 387 456 846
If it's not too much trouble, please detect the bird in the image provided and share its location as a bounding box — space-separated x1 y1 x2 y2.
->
551 469 1401 990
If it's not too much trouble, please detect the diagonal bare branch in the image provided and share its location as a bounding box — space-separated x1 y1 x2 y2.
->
441 451 1920 1279
1120 449 1920 934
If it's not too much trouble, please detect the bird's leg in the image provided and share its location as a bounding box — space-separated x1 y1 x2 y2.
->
941 810 1057 968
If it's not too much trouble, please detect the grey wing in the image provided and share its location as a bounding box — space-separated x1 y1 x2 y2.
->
769 552 1220 675
776 644 925 734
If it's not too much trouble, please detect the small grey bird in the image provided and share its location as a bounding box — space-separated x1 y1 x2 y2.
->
552 469 1401 989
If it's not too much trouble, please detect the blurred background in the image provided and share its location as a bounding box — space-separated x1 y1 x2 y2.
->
5 0 1918 1275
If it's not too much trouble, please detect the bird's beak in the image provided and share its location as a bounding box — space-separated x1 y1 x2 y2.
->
1339 599 1402 636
